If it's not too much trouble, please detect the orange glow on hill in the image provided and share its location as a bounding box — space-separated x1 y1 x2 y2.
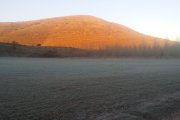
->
0 15 174 50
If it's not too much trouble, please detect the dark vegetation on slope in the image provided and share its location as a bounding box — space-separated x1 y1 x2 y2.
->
0 42 180 58
0 42 92 57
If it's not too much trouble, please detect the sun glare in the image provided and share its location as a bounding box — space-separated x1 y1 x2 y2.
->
127 21 180 41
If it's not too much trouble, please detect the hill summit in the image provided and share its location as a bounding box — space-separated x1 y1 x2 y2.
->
0 15 174 50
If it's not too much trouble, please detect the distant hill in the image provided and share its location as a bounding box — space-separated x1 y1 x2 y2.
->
0 15 180 57
0 15 175 50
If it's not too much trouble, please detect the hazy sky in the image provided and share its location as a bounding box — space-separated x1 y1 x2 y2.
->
0 0 180 41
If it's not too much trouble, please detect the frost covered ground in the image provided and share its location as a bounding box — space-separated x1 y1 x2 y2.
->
0 57 180 120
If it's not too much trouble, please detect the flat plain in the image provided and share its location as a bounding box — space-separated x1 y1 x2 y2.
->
0 57 180 120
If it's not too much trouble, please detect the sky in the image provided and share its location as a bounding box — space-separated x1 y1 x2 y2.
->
0 0 180 41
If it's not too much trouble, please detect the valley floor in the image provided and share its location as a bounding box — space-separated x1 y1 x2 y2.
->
0 58 180 120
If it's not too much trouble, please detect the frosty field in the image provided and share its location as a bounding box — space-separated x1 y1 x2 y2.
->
0 58 180 120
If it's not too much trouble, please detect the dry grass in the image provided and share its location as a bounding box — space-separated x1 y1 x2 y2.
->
0 15 174 50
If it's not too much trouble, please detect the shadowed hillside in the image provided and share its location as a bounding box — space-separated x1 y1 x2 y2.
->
0 15 175 50
1 42 180 57
0 42 93 57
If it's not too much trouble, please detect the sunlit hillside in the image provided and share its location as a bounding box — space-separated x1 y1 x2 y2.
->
0 15 175 50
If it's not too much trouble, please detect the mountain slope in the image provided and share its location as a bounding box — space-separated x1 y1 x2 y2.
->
0 15 174 50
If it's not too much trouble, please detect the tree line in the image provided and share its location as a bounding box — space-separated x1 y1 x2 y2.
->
2 40 180 58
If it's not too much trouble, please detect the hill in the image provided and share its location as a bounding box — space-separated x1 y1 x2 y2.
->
0 15 175 50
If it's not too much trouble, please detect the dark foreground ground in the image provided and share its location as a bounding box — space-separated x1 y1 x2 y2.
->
0 58 180 120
